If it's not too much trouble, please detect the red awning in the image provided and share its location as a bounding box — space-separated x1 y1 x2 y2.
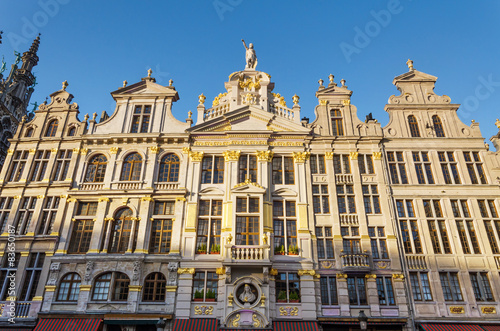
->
421 324 484 331
482 326 500 331
34 319 102 331
173 318 218 331
274 321 319 331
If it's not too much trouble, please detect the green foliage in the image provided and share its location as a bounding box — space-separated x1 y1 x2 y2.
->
277 290 287 300
289 291 300 301
288 244 299 254
274 245 285 253
206 289 216 299
197 244 207 253
211 244 220 253
194 289 204 299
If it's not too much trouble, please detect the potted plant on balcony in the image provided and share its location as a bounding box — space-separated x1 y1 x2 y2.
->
210 244 220 254
196 244 207 254
289 291 300 303
274 245 285 255
277 290 287 303
193 289 204 301
288 244 299 255
205 289 216 302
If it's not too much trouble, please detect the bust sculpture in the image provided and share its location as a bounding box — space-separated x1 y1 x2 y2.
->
242 39 257 70
239 284 256 303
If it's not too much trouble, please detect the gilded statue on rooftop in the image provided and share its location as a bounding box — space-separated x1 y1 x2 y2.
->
241 39 257 70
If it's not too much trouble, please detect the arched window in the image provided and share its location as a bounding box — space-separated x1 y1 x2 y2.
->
92 272 130 301
108 208 136 253
330 109 344 136
120 153 142 181
85 154 108 183
142 273 166 302
408 115 420 137
68 127 76 136
433 115 445 137
158 154 180 182
56 273 81 302
45 119 58 137
25 127 34 137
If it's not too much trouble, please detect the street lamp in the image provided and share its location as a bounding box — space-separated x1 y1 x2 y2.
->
156 317 166 331
358 310 368 330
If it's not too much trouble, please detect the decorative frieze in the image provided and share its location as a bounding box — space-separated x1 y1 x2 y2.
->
449 306 465 314
194 306 214 315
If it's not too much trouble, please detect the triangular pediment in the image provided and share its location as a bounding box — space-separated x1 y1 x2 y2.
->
231 180 266 194
315 84 352 98
188 106 310 133
199 187 225 196
111 79 179 101
392 69 437 84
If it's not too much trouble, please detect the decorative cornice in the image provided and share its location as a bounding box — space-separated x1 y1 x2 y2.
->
292 151 310 163
177 268 195 275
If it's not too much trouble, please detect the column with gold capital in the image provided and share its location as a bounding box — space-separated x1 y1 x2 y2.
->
293 152 312 260
183 149 203 258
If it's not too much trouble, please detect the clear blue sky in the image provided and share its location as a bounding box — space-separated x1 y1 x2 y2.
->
1 1 500 145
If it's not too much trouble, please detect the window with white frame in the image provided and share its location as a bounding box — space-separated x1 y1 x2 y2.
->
424 200 452 254
150 201 175 254
368 227 388 259
56 273 81 302
37 196 60 235
130 105 151 133
239 154 257 183
201 156 224 184
439 272 463 301
92 272 130 301
315 226 334 259
312 184 330 214
362 185 380 214
396 200 423 254
320 276 338 305
273 200 297 255
272 156 294 185
438 152 461 184
196 200 222 254
29 150 50 181
192 271 218 302
463 151 487 184
276 272 300 303
236 197 260 245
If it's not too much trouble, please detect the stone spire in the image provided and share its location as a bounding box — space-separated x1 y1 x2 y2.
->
21 34 41 72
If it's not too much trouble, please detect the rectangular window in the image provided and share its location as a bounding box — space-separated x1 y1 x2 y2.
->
362 185 381 214
452 200 481 254
342 226 361 254
0 253 20 300
8 150 28 182
273 200 297 255
150 201 175 254
29 150 51 182
272 156 294 185
236 197 259 245
423 200 452 254
369 227 388 259
238 154 257 183
331 109 344 136
196 200 222 254
469 272 494 302
337 184 356 214
387 151 408 184
409 272 433 301
130 105 151 133
276 272 300 303
192 271 218 302
52 149 73 181
320 276 338 305
464 151 487 184
19 253 45 301
68 202 98 254
478 200 500 254
37 196 60 235
0 197 13 234
315 226 334 259
439 272 463 301
201 156 224 184
310 154 326 174
347 277 367 305
412 151 434 184
358 154 375 175
438 152 461 184
397 200 422 254
14 196 37 235
376 277 395 305
333 154 350 174
312 184 330 214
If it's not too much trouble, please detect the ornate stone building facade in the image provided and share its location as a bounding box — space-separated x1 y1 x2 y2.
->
0 32 41 167
0 50 499 331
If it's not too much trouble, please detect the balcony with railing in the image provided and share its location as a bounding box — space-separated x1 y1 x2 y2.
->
111 181 143 190
340 252 371 271
406 255 427 270
0 300 40 323
79 182 105 191
224 244 270 263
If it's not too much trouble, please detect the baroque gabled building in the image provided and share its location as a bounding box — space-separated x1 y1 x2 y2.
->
0 33 41 167
0 48 499 331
